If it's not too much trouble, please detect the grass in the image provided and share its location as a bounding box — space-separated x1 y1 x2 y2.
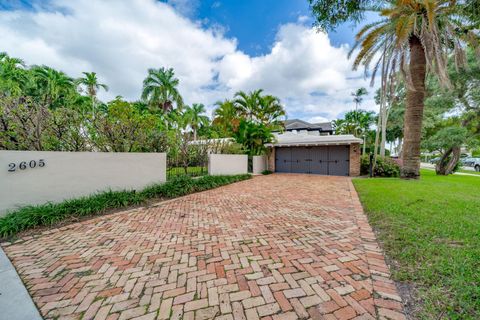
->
353 170 480 319
167 166 207 179
457 169 480 175
0 174 250 239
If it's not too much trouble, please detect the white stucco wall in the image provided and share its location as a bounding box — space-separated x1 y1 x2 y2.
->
208 154 248 175
252 155 267 174
0 151 166 216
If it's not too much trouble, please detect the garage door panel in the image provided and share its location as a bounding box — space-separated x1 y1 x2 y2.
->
328 146 350 176
309 146 328 175
291 147 309 173
275 148 291 172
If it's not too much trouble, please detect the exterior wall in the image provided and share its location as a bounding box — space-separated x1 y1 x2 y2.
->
349 143 361 176
252 155 267 174
208 154 248 175
267 148 275 172
0 151 166 216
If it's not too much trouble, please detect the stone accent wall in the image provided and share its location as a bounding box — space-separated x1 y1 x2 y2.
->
349 143 361 176
267 147 275 172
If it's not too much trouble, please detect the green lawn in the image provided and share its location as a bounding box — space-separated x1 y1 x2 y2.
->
458 169 480 175
353 170 480 319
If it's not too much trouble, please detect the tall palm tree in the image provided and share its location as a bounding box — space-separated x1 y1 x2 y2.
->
351 87 368 137
33 66 75 108
351 87 368 112
76 72 109 118
348 0 478 179
141 67 183 113
184 103 209 141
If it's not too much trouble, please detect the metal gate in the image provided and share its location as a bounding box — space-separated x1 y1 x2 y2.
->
274 146 349 176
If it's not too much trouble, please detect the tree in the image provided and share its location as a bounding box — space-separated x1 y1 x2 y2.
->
423 125 468 175
351 87 369 139
213 99 238 136
232 119 274 156
141 67 183 113
334 110 375 154
184 103 209 141
234 90 263 121
310 0 479 179
234 89 286 128
76 72 109 118
32 65 75 109
0 53 27 96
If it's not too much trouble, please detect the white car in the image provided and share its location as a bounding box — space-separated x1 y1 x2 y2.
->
472 158 480 172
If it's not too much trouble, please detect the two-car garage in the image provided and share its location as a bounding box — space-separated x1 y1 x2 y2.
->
275 145 350 176
266 133 362 177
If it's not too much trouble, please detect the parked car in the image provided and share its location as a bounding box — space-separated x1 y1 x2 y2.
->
429 157 441 164
472 158 480 172
460 157 475 166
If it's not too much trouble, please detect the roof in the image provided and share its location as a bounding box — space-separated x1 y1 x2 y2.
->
266 132 362 147
284 119 333 131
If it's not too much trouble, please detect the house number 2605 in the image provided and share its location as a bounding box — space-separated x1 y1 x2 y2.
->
8 159 46 172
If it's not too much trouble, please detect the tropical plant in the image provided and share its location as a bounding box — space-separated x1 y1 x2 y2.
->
234 89 263 121
213 99 239 135
32 65 75 108
184 103 209 141
310 0 479 179
76 72 108 117
141 67 183 113
232 119 274 156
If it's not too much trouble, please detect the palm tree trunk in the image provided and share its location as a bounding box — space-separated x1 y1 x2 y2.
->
401 35 426 179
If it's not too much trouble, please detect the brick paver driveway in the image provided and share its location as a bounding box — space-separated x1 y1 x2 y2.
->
2 174 405 320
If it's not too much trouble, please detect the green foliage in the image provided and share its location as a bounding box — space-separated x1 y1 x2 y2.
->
261 170 273 175
308 0 376 31
353 170 480 318
423 126 468 153
232 119 274 156
0 174 251 238
360 155 400 177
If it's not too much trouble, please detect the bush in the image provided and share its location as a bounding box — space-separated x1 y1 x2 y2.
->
0 174 251 238
262 170 273 175
361 155 400 177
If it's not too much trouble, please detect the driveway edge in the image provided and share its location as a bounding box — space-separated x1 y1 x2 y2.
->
0 246 42 320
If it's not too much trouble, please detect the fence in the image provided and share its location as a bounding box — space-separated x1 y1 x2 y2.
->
166 138 239 180
0 151 166 216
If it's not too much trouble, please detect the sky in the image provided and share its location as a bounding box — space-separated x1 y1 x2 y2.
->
0 0 379 122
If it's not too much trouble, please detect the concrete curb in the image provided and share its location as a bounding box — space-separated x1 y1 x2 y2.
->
0 247 42 320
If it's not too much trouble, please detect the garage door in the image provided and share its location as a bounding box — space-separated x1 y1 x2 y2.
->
275 146 350 176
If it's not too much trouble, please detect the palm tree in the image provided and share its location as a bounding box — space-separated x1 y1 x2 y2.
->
258 94 286 129
0 53 27 96
141 67 183 113
184 103 209 141
234 90 263 121
347 0 478 179
33 66 75 108
351 87 368 137
213 99 239 135
76 72 109 118
351 87 368 112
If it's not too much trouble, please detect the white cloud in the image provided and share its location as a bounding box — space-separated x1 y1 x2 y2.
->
0 0 378 121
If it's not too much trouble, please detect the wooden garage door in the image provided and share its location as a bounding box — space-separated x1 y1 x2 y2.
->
275 146 349 176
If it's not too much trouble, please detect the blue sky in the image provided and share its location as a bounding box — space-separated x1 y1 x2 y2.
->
0 0 378 121
172 0 362 55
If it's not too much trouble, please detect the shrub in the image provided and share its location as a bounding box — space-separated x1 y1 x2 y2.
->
262 170 273 175
0 174 251 238
361 155 400 177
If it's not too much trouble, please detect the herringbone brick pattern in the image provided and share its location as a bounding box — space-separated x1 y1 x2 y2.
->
2 174 405 320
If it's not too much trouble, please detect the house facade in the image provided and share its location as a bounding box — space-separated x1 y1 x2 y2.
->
266 120 362 176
